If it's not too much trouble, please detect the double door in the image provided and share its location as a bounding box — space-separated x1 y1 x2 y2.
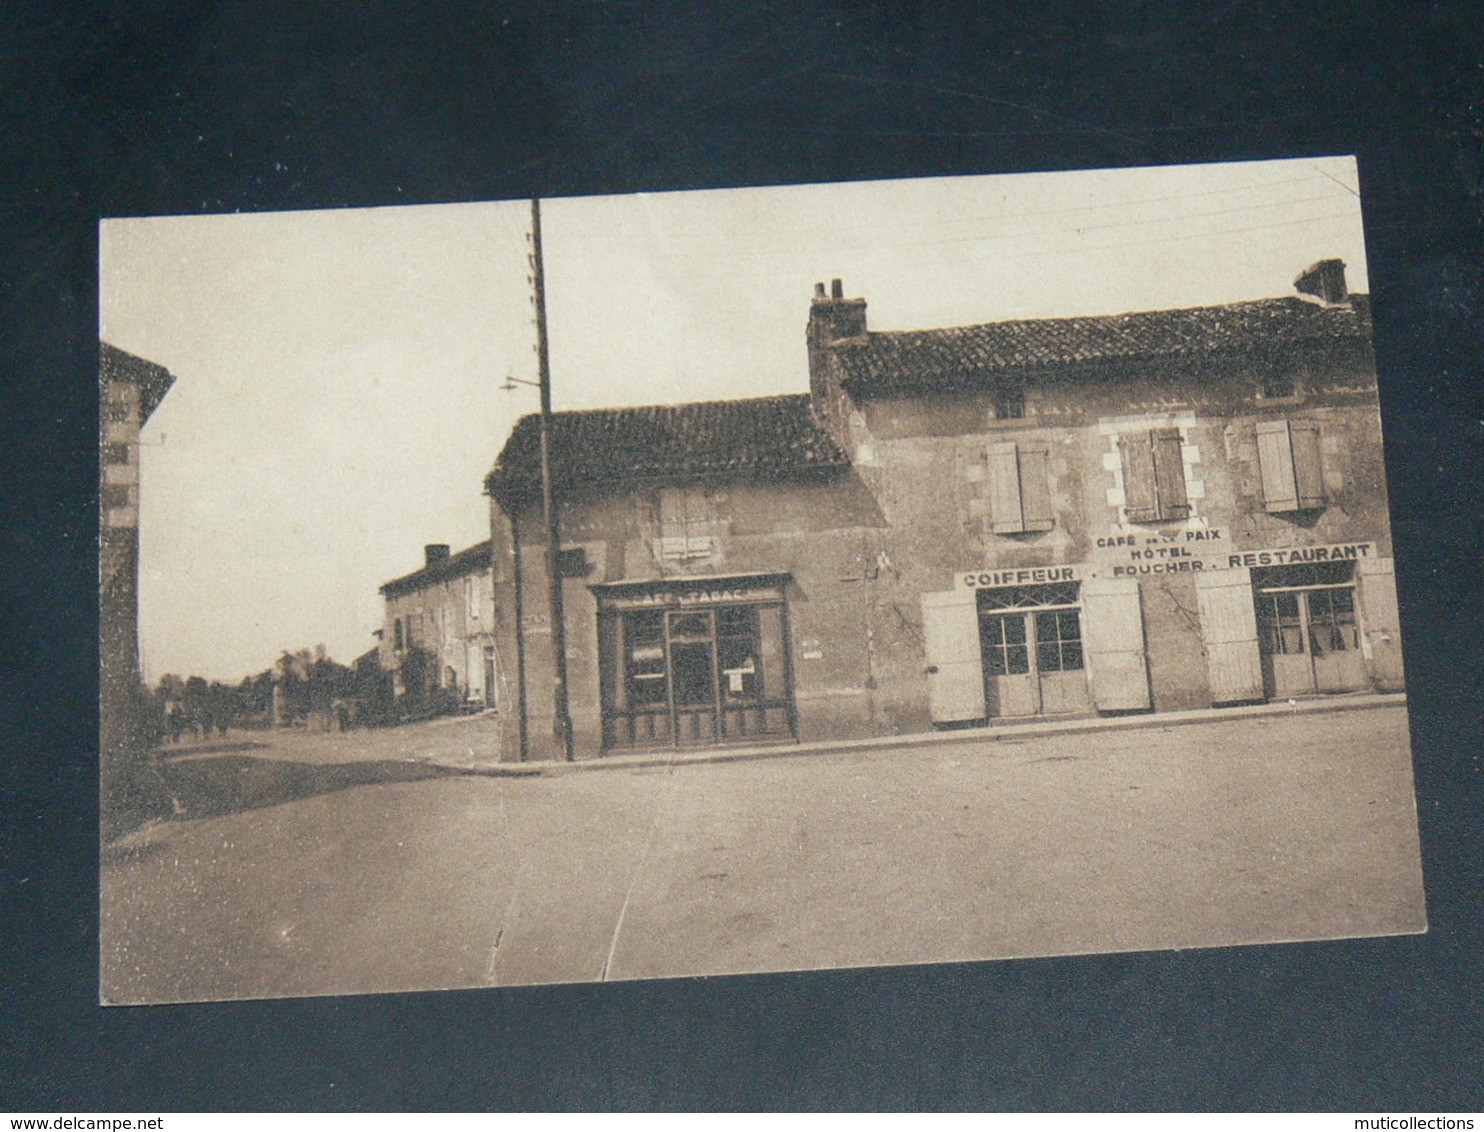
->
1256 584 1366 697
978 602 1092 718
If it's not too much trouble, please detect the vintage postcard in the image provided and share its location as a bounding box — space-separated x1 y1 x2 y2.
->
99 157 1425 1004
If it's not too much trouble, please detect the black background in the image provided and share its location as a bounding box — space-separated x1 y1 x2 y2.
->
3 1 1481 1111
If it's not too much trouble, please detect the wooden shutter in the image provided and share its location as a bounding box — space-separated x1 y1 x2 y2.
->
1357 556 1405 690
921 588 986 723
1120 432 1159 522
1195 567 1263 703
1018 443 1054 531
1152 427 1189 518
987 442 1024 534
1258 420 1325 512
1290 421 1326 509
1081 576 1151 710
658 487 710 558
1257 420 1300 512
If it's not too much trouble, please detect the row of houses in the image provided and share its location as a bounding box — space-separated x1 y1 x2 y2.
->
380 258 1404 762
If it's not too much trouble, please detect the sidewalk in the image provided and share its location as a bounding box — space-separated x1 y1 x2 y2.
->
437 690 1408 777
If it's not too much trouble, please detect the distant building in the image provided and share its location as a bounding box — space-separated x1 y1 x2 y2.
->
378 541 499 710
99 343 176 834
486 260 1404 761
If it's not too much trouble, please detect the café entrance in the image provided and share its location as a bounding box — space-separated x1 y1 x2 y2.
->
595 575 796 751
1253 561 1368 698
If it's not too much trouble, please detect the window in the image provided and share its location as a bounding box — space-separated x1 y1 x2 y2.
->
1033 609 1084 672
623 610 669 706
658 487 714 560
1262 370 1297 399
986 441 1054 534
1256 420 1325 512
980 612 1029 675
1252 561 1358 657
1120 427 1190 522
992 383 1025 420
977 586 1085 676
393 619 404 651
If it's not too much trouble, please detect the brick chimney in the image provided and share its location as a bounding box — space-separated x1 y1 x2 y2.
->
424 543 451 568
1294 259 1349 307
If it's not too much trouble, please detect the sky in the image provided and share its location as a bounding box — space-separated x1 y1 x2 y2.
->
100 156 1369 683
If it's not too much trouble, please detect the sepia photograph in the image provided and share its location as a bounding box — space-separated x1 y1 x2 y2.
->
99 156 1425 1005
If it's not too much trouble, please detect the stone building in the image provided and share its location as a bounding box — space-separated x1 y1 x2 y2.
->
486 260 1404 761
378 541 499 710
100 343 176 834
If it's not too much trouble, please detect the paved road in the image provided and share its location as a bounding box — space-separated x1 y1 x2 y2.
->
100 705 1426 1003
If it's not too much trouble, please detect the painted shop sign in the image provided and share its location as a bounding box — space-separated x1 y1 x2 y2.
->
1106 540 1378 577
1094 527 1229 556
960 565 1082 590
959 542 1378 586
597 580 787 611
1223 542 1376 568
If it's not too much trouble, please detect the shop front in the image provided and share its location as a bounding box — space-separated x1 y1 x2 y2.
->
1252 561 1367 698
976 580 1093 718
594 574 796 752
924 541 1401 728
923 567 1151 726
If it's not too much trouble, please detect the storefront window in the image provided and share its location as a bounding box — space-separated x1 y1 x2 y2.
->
598 580 795 751
624 610 668 706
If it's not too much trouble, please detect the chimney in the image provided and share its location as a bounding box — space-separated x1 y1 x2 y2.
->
424 543 451 568
806 278 869 455
808 277 867 346
1294 259 1349 307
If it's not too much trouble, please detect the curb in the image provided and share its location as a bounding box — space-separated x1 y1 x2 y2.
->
436 691 1408 778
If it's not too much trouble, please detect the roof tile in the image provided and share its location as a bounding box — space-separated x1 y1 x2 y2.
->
838 295 1372 391
486 394 849 504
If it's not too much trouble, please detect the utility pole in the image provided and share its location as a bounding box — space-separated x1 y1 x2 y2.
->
530 198 575 762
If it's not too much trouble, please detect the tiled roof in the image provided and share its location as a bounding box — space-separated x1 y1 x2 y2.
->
380 541 492 598
100 342 176 422
836 295 1372 392
485 394 850 505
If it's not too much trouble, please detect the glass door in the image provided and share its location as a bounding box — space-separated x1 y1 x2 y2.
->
1256 584 1365 697
666 610 719 743
977 583 1091 719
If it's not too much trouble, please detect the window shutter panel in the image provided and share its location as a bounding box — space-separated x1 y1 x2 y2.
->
1151 427 1189 517
1195 567 1264 703
1081 576 1151 709
986 442 1025 533
1120 432 1159 522
1256 420 1299 512
921 588 986 723
1357 556 1405 690
659 488 685 534
1290 421 1326 509
1018 443 1054 531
